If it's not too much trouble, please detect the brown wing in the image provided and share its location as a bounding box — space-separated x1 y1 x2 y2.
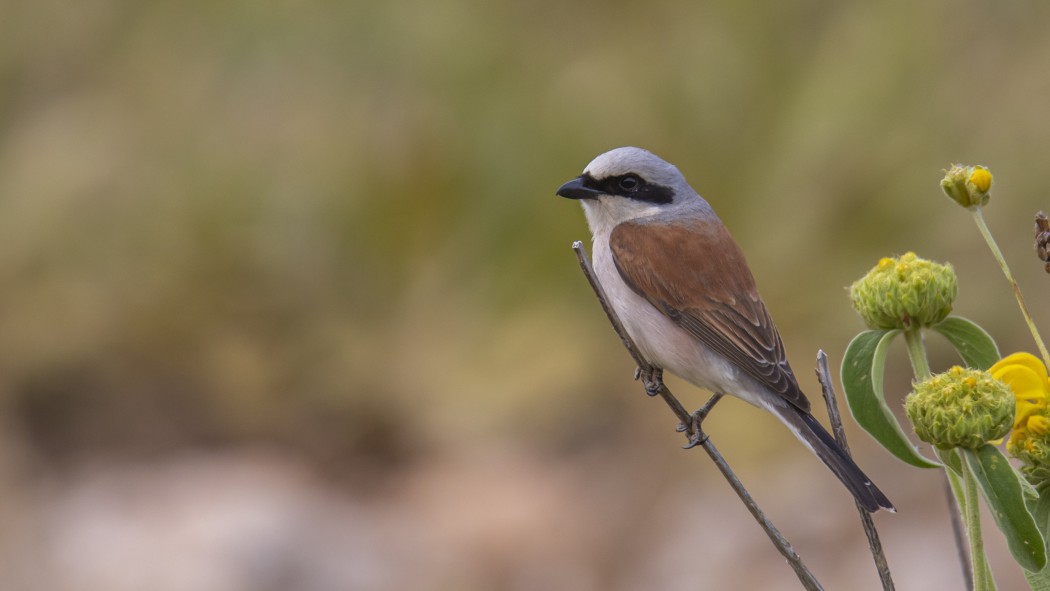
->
610 218 809 412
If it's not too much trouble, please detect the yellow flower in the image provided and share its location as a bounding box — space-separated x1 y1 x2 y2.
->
969 166 993 193
991 352 1050 429
1010 428 1026 447
941 163 993 208
991 352 1050 480
1029 415 1050 437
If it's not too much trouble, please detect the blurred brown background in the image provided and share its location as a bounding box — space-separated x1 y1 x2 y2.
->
2 0 1050 589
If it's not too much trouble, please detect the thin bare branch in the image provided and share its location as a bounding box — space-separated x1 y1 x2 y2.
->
815 350 895 591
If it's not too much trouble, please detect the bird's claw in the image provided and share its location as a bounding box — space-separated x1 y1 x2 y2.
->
679 394 723 449
682 428 710 449
679 408 709 448
635 366 664 397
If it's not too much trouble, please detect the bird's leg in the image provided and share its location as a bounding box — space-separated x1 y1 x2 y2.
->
635 366 664 397
681 392 724 449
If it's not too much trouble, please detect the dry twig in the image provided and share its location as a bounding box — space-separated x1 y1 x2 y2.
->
816 350 895 590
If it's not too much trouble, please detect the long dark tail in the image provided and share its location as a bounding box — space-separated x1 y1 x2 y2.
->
779 406 895 513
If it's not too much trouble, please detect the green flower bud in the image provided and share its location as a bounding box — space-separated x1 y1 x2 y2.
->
849 252 958 329
905 366 1015 449
941 164 992 208
1010 429 1050 484
1012 432 1050 466
1007 415 1050 484
1024 466 1050 486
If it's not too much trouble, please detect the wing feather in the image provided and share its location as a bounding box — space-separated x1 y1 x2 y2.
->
610 218 809 412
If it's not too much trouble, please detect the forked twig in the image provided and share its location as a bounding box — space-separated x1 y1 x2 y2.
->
816 350 895 590
572 241 823 591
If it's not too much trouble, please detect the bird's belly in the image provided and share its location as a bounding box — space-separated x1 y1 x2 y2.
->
591 242 749 402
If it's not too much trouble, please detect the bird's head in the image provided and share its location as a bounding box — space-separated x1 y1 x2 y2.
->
556 147 699 233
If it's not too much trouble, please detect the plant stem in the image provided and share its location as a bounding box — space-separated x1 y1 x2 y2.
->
941 456 974 590
903 329 932 380
907 329 974 589
971 207 1050 368
962 460 996 591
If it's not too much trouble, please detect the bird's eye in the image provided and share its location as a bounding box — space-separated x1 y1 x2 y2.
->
618 175 641 191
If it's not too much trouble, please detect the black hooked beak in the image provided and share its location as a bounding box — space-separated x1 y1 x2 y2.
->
556 175 603 200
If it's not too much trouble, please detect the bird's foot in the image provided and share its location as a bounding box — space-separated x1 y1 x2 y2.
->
635 366 664 397
682 429 709 449
679 393 724 449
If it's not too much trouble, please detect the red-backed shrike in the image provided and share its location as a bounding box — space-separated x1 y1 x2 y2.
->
558 147 893 512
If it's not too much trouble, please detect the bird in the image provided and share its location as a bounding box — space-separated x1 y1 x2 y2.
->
556 146 894 513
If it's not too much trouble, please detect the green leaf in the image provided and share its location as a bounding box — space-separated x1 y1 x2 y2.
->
1025 560 1050 589
933 316 1001 370
937 447 964 476
841 329 940 468
963 445 1046 573
1025 490 1050 588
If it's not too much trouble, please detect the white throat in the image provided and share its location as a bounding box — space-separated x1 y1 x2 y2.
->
579 198 663 241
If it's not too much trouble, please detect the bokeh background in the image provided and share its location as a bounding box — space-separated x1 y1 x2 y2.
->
2 0 1050 589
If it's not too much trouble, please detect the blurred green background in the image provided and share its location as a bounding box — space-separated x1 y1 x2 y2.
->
2 0 1050 589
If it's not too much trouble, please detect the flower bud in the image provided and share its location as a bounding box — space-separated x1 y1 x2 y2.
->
849 252 958 330
905 366 1015 449
1011 432 1050 485
941 164 992 208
